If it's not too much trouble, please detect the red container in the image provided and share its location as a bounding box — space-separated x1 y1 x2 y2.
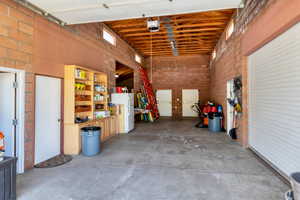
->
211 106 217 113
116 87 123 93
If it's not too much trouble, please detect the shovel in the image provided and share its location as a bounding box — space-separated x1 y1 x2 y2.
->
229 110 237 140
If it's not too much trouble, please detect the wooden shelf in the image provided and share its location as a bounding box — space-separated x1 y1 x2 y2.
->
94 109 106 112
65 65 109 124
75 90 92 96
75 101 92 106
94 101 105 104
64 65 119 156
75 78 92 81
94 91 107 94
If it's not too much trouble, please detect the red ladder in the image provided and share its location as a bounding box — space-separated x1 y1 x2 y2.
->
139 67 160 120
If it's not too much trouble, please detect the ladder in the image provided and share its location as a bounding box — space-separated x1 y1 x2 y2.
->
139 67 160 120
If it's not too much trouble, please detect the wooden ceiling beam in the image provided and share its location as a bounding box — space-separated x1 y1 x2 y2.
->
116 22 227 33
104 9 234 57
136 44 214 49
134 40 216 46
128 33 220 41
123 28 223 37
131 37 216 44
107 16 231 28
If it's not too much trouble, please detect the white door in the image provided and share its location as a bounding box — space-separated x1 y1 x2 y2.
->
0 73 16 157
182 89 199 117
35 76 61 164
248 23 300 177
226 80 234 135
156 90 172 117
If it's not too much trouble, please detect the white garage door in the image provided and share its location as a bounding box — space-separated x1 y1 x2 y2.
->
248 22 300 177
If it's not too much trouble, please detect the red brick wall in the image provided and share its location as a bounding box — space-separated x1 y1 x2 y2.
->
145 55 210 118
210 0 300 146
0 0 142 170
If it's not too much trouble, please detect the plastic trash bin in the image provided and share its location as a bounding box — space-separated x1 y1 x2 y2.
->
0 157 17 200
208 116 221 132
291 172 300 200
81 127 101 156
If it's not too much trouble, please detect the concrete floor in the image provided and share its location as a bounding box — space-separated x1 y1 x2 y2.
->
17 119 289 200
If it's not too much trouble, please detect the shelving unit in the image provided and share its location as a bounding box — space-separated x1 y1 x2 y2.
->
64 65 118 155
64 65 108 123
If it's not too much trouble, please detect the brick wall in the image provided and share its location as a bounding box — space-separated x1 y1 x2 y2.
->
209 0 300 146
145 55 210 119
0 0 142 170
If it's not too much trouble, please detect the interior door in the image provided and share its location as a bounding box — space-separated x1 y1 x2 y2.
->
182 89 199 117
0 73 16 157
35 76 61 164
156 90 172 117
226 80 234 135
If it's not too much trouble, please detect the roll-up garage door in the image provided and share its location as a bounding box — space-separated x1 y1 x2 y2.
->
248 22 300 177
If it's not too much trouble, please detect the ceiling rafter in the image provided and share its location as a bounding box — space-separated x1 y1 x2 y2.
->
105 9 234 56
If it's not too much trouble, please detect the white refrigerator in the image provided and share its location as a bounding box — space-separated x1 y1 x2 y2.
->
111 93 134 133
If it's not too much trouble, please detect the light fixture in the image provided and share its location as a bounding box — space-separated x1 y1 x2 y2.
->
115 74 119 78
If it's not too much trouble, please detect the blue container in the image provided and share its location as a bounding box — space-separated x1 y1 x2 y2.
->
209 116 221 132
81 127 101 156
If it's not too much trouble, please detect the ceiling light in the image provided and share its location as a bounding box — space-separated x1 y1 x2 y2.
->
115 74 119 78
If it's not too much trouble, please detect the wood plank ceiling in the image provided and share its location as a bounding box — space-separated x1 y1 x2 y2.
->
105 9 235 57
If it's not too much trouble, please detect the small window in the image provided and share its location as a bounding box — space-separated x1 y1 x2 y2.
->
212 50 216 60
103 29 116 46
226 20 235 40
135 54 142 64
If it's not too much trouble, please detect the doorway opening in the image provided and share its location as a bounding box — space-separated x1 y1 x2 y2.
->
0 67 25 173
115 61 134 92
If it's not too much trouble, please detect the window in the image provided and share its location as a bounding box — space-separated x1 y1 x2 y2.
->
135 54 142 64
212 50 216 60
103 29 116 46
226 20 235 40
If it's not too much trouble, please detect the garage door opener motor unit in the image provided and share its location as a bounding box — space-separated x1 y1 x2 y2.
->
147 19 160 32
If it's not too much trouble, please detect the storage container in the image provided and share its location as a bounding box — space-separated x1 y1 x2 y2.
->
81 127 101 156
0 157 17 200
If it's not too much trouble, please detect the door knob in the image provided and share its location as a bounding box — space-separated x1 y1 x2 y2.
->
58 119 62 122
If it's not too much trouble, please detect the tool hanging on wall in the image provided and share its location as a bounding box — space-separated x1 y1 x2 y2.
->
229 110 238 140
227 76 243 113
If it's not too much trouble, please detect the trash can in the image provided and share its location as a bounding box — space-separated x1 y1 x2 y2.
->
0 157 17 200
208 116 221 132
81 127 101 156
291 172 300 200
